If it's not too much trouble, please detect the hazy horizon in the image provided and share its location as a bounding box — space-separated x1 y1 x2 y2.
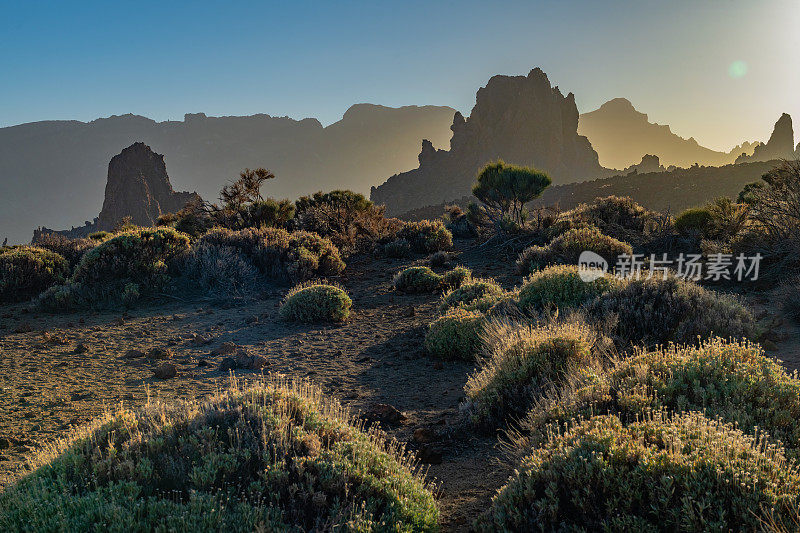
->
2 0 799 152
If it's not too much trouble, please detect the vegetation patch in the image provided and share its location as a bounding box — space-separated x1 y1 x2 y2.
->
516 226 632 274
279 282 352 323
0 247 70 303
424 308 485 360
439 278 505 313
0 379 439 532
397 220 453 254
517 265 618 312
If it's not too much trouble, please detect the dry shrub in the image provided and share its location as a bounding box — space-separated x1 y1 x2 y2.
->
397 220 453 254
516 226 632 275
32 233 97 268
439 278 506 313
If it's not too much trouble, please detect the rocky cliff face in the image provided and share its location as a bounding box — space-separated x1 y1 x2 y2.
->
370 68 610 215
736 114 795 163
96 143 200 231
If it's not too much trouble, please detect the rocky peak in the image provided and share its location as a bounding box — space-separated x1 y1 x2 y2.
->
736 113 795 163
96 142 200 231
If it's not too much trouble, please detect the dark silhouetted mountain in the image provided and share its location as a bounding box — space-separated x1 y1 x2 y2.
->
0 104 455 243
578 98 755 169
370 68 610 215
736 113 796 163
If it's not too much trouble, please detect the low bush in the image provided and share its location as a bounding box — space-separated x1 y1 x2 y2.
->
464 320 596 430
674 206 714 236
0 247 70 303
517 265 619 312
477 411 800 531
516 226 632 274
279 282 352 323
424 308 485 360
566 195 653 240
439 278 505 313
197 226 345 283
398 220 453 254
587 275 756 347
33 233 97 268
383 238 412 258
444 204 478 238
0 379 439 531
429 250 450 268
393 266 442 293
439 266 471 290
525 338 800 458
180 241 261 295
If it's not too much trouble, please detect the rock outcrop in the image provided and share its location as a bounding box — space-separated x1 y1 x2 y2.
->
622 154 665 175
96 142 200 230
370 68 610 215
736 114 795 163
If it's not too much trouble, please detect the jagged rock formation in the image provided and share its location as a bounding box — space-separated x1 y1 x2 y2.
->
736 114 796 163
97 143 200 230
370 68 610 215
578 98 754 169
1 104 455 244
622 154 665 175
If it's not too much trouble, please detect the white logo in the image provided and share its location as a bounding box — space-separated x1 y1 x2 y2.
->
578 251 608 282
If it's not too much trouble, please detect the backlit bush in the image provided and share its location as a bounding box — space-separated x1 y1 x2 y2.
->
464 320 596 430
33 233 97 268
279 282 352 323
393 266 442 293
477 412 800 531
181 241 261 295
587 275 756 347
0 379 439 532
567 195 653 240
674 206 714 236
398 220 453 253
0 247 70 303
516 226 632 274
424 308 485 360
517 265 618 312
439 278 505 313
439 265 471 290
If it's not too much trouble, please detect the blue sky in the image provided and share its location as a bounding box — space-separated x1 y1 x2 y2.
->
1 0 798 150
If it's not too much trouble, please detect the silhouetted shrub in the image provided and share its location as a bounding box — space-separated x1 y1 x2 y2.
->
674 206 714 236
524 338 800 460
587 275 756 347
429 250 450 268
566 196 653 241
517 265 619 312
464 320 596 430
398 220 453 253
477 412 800 532
472 160 551 228
279 282 352 323
181 241 261 295
439 278 505 313
444 204 478 238
515 226 632 274
197 227 344 283
383 238 412 258
393 266 441 293
0 379 438 531
88 231 111 241
424 308 486 360
0 247 70 303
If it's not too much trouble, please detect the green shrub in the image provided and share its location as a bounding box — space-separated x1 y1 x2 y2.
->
477 411 800 532
398 220 453 253
393 266 442 293
525 338 800 458
33 233 97 268
0 379 438 532
587 275 756 347
567 195 653 240
279 282 352 323
384 238 412 258
517 265 619 312
197 226 345 283
439 266 471 290
0 247 70 303
439 278 505 313
674 206 714 236
464 320 595 430
88 231 111 241
424 308 486 360
516 226 632 274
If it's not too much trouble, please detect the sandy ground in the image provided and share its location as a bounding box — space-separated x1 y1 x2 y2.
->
0 238 797 530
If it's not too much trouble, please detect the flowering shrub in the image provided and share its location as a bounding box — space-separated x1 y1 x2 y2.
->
279 282 352 323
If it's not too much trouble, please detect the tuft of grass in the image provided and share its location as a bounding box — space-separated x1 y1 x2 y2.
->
0 247 70 303
477 411 800 532
424 308 485 360
0 378 439 532
279 281 352 323
517 265 619 312
464 320 597 430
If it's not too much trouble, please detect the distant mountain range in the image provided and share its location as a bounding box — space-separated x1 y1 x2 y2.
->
577 98 758 169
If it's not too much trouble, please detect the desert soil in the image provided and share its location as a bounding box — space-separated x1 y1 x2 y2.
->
0 238 798 531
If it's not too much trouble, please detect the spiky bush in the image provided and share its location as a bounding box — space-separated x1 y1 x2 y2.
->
279 282 352 323
477 411 800 532
180 241 261 295
393 266 442 293
525 338 800 458
516 226 632 274
587 275 756 347
0 247 70 303
439 278 505 313
384 238 412 258
0 379 439 532
197 226 345 283
439 266 471 290
464 320 596 430
398 220 453 253
424 308 485 360
517 265 619 312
